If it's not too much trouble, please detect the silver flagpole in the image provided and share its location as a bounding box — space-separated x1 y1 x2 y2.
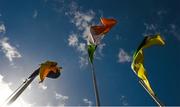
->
1 79 27 107
6 77 36 105
90 62 100 107
139 80 165 107
2 69 39 106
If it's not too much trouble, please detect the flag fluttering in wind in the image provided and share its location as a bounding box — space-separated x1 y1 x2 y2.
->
39 61 62 83
131 34 165 106
88 17 117 106
2 60 62 106
88 18 117 64
88 43 97 64
89 18 117 45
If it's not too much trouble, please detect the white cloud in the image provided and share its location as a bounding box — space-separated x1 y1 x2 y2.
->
66 2 96 67
143 23 160 36
77 43 87 55
79 56 88 68
157 10 167 16
143 9 168 36
0 23 6 34
0 74 31 107
45 1 96 67
71 10 94 31
118 48 131 63
120 95 128 106
68 34 87 55
144 23 157 31
71 10 95 43
98 43 106 56
68 34 78 47
83 98 92 107
142 22 164 37
67 3 95 43
55 92 69 106
38 83 47 90
170 24 180 41
66 2 106 67
0 37 22 63
33 10 38 19
55 92 69 100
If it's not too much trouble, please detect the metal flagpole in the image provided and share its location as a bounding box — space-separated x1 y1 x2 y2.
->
6 77 35 105
139 80 165 107
90 62 100 107
1 79 27 107
2 69 39 106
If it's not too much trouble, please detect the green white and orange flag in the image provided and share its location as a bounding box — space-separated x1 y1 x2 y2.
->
87 18 117 106
131 34 165 96
89 18 117 45
88 18 117 63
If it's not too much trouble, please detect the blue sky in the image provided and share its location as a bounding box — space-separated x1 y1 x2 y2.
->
0 0 180 106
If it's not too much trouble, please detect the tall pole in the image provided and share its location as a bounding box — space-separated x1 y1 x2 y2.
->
6 77 35 105
2 69 39 106
90 62 100 107
139 80 165 107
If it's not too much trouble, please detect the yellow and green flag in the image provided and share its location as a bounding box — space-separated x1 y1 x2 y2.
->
131 34 165 96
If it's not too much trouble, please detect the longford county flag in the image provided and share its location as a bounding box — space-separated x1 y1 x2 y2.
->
39 61 62 83
4 60 62 106
131 34 165 96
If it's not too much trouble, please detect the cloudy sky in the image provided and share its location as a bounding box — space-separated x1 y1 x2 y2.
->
0 0 180 106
